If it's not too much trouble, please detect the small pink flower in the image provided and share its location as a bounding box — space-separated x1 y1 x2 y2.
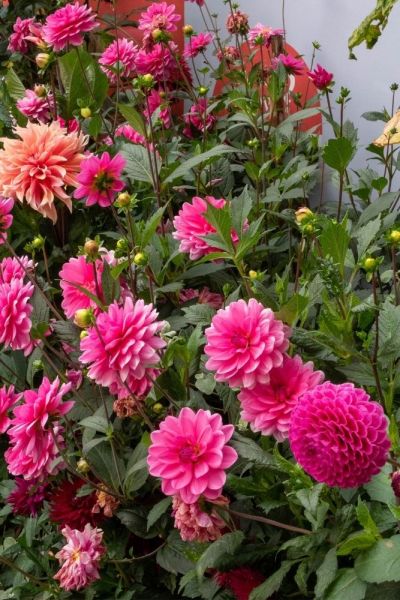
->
272 53 304 75
144 89 171 128
289 382 390 488
248 24 284 48
0 385 21 433
0 278 34 355
66 369 83 390
183 98 215 137
8 17 35 53
99 38 138 83
217 45 240 63
74 152 126 207
59 255 104 318
184 32 213 58
238 355 324 441
308 64 334 91
172 495 228 542
0 256 34 284
205 299 290 389
138 2 181 35
54 524 105 591
43 2 98 52
8 478 47 516
17 89 55 123
0 197 14 245
148 407 237 503
180 287 223 309
135 42 192 85
57 117 80 133
115 124 146 146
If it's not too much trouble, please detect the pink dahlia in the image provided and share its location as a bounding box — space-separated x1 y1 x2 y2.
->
0 278 34 355
42 2 98 52
180 287 223 310
99 38 138 83
115 124 146 146
17 89 55 123
8 17 34 53
308 64 334 91
248 24 284 48
5 377 73 480
147 407 237 503
54 524 105 591
0 197 14 245
57 117 80 133
80 297 166 399
135 42 192 86
0 256 34 284
172 494 228 542
205 299 290 389
138 2 181 35
289 382 390 488
238 355 324 441
272 53 304 75
0 121 86 223
8 478 47 516
74 152 125 208
59 255 104 318
184 32 214 58
217 45 240 64
144 89 171 128
226 11 249 35
183 99 216 137
0 385 21 433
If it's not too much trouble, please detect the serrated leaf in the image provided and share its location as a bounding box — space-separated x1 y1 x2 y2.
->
5 69 25 100
319 217 351 277
315 549 338 598
147 497 172 530
249 560 293 600
196 531 244 577
337 531 378 556
358 192 398 226
231 433 278 468
355 536 400 583
323 138 355 173
121 143 161 184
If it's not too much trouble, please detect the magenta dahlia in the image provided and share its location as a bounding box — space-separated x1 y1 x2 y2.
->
8 17 35 53
59 255 104 319
74 152 126 208
308 64 334 91
0 197 14 245
135 42 192 86
272 53 304 75
115 124 147 146
138 2 181 35
99 38 138 83
8 478 47 516
0 278 34 355
172 494 228 542
42 2 98 52
0 385 21 433
183 99 216 137
184 32 214 58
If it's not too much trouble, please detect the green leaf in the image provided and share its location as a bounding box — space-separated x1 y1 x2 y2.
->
231 188 253 234
358 192 398 226
101 260 120 305
280 107 320 124
378 300 400 365
124 434 149 494
5 69 25 100
118 104 146 136
231 433 278 468
205 202 234 252
86 443 125 491
249 561 293 600
362 111 388 122
337 531 378 556
79 415 109 435
323 138 355 173
365 465 396 504
157 532 195 574
141 207 165 248
319 217 351 276
121 143 160 184
147 497 172 530
275 293 308 326
355 216 381 258
196 531 244 577
164 145 238 184
87 114 102 138
356 498 380 537
355 536 400 583
348 0 398 54
325 569 367 600
315 549 338 598
182 304 216 326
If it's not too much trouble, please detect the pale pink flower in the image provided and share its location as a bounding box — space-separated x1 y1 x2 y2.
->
54 524 105 591
0 197 14 245
74 152 125 208
0 121 87 223
42 2 98 52
138 2 181 35
5 377 73 480
238 355 324 441
289 382 390 488
17 89 55 123
184 32 213 58
248 24 284 47
172 495 228 542
226 11 249 35
147 407 237 503
0 385 21 433
99 38 138 83
115 124 146 146
217 45 240 63
0 256 34 284
205 299 290 389
144 89 171 128
180 287 223 309
308 64 334 91
0 278 34 355
135 42 192 85
8 17 35 53
183 99 216 137
59 255 104 318
272 53 304 75
80 297 166 399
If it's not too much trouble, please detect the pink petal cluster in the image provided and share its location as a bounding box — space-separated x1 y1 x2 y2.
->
0 121 87 223
217 45 240 63
183 98 216 137
138 2 181 34
308 64 334 91
0 256 34 284
248 24 284 47
289 382 390 488
17 89 55 123
144 89 171 128
5 377 73 480
8 17 35 53
80 297 166 399
57 117 80 133
184 32 214 58
115 124 146 146
148 407 237 503
172 494 228 542
272 53 304 75
42 2 98 52
135 42 192 85
0 385 21 433
238 355 324 441
0 278 34 355
205 299 290 389
8 478 47 516
74 152 125 208
54 524 105 591
180 287 223 309
226 11 249 35
59 255 104 318
0 197 14 245
99 38 138 83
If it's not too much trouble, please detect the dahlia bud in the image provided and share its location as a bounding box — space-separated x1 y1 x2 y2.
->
74 308 94 328
35 53 50 69
152 402 164 414
183 24 194 36
198 86 209 97
80 107 92 119
83 239 99 256
31 235 45 250
295 207 313 224
116 238 129 252
80 330 89 340
115 192 131 207
141 73 155 88
77 458 90 474
362 257 379 273
246 138 259 148
152 28 163 41
389 229 400 245
134 252 147 266
248 270 258 280
34 84 46 97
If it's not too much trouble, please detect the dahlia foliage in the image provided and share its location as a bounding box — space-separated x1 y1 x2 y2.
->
0 0 398 598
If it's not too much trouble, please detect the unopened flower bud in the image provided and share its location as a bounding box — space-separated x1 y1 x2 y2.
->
133 252 147 266
77 458 90 474
32 235 45 250
116 238 128 252
198 86 209 97
80 330 88 340
32 359 43 371
295 207 313 224
152 28 163 41
248 270 258 280
35 53 50 68
362 257 378 272
34 84 46 97
83 239 99 256
74 308 93 328
183 24 194 36
152 402 164 414
142 73 154 88
116 192 131 207
80 107 92 119
389 230 400 244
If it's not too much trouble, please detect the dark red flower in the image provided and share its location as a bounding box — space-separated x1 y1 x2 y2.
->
49 478 101 529
215 567 265 600
8 478 47 516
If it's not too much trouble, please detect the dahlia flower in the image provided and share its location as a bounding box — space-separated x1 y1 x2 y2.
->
205 299 290 389
8 17 35 53
0 197 14 245
217 45 240 63
8 478 47 516
180 287 223 309
54 524 105 591
59 255 104 318
135 42 192 85
226 11 249 35
42 2 98 52
0 256 34 284
74 152 126 208
0 385 21 433
144 89 171 128
5 377 73 480
272 53 304 75
289 382 390 488
99 38 138 83
66 369 83 390
184 32 214 58
80 297 166 399
183 99 216 137
57 117 80 133
0 121 87 223
147 407 238 503
248 24 284 47
215 567 265 600
172 494 228 542
50 478 100 530
308 64 334 91
238 355 324 441
17 89 55 123
0 278 34 355
138 2 181 35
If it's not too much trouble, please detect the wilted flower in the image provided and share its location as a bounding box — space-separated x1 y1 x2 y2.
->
217 45 240 63
74 152 126 208
226 10 249 35
92 485 120 518
42 2 98 52
172 495 228 542
113 395 140 418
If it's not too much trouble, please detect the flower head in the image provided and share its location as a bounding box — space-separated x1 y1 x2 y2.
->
226 11 249 35
184 32 213 58
0 256 34 284
205 299 290 389
183 98 216 137
59 255 104 318
0 385 21 433
248 24 284 47
289 382 390 488
148 407 237 503
238 355 324 441
43 2 98 52
0 121 86 222
215 567 265 600
54 524 105 591
143 89 171 128
308 64 334 91
8 17 35 53
272 53 304 75
50 478 100 529
217 45 240 63
115 124 146 146
138 2 181 35
135 42 192 85
17 89 55 123
0 278 34 355
74 152 125 208
185 0 205 5
180 287 223 309
172 495 228 542
0 197 14 245
92 485 120 518
99 38 138 83
8 478 47 516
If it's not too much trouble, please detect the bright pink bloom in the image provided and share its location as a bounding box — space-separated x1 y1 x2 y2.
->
59 255 104 318
138 2 181 34
215 568 265 600
248 24 284 47
217 45 240 63
66 369 83 390
308 64 334 91
184 32 213 58
0 256 34 284
54 524 105 591
172 495 228 542
57 117 80 133
24 20 44 47
0 197 14 245
17 89 55 123
80 297 166 399
183 98 215 137
8 17 34 53
0 121 87 223
74 152 125 208
272 53 304 75
0 385 21 433
289 382 390 488
115 124 146 146
0 278 34 355
42 2 98 52
205 299 290 389
147 407 237 503
180 287 223 309
5 377 73 480
99 38 138 83
135 42 192 85
238 355 324 441
8 478 47 516
144 89 171 128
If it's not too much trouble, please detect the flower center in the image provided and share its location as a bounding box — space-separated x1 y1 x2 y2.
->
179 442 202 463
154 15 168 29
231 332 250 349
71 549 81 562
93 170 115 192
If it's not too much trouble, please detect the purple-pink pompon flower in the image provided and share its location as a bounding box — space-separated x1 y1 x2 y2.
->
272 53 304 75
307 64 334 91
205 299 290 389
99 38 138 83
0 197 14 245
144 89 171 128
172 494 228 542
289 381 390 488
8 478 47 516
0 385 21 434
0 278 34 355
17 89 55 123
74 152 126 207
42 2 98 52
184 32 213 58
54 524 105 591
147 407 237 503
138 2 181 35
8 17 35 53
248 24 284 48
238 355 324 441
